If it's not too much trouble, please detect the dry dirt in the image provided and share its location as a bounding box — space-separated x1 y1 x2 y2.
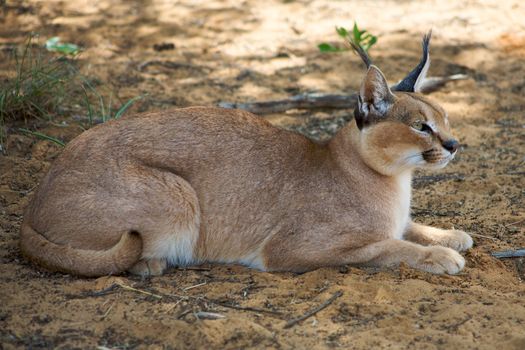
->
1 0 524 349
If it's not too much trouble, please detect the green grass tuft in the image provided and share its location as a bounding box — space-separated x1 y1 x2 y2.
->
0 34 143 153
0 35 75 149
18 128 65 147
80 77 144 126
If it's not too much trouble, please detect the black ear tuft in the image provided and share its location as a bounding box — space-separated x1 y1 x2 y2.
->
392 31 432 93
350 41 372 69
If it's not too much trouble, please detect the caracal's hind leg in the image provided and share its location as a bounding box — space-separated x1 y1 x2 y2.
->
114 165 201 277
403 222 473 252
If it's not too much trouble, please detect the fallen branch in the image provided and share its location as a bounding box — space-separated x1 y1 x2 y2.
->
219 93 357 115
218 75 468 114
492 249 525 259
283 290 343 329
418 74 469 93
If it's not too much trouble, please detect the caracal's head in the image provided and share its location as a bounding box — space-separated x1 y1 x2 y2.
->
352 32 459 176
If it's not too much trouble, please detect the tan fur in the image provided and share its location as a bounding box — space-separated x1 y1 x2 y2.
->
20 65 473 277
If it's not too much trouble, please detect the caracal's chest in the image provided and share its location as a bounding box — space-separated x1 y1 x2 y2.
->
391 172 412 239
315 171 412 240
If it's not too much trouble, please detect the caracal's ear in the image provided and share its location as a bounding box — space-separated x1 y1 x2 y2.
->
356 65 395 129
392 31 432 93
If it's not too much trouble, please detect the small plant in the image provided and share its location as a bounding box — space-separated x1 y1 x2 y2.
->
80 77 144 125
318 22 377 53
45 37 81 56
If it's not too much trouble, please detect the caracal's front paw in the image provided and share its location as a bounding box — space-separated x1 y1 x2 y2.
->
438 230 473 252
128 258 167 276
416 246 465 275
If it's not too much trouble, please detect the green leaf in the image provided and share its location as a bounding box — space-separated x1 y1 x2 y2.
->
318 43 336 52
353 23 361 41
318 43 348 53
335 26 348 38
45 37 80 56
45 37 60 47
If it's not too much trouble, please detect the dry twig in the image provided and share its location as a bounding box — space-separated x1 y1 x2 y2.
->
468 232 499 241
183 282 207 291
442 315 472 331
79 282 285 317
115 282 163 299
283 291 343 329
100 301 115 320
168 293 282 315
505 218 525 227
210 300 283 315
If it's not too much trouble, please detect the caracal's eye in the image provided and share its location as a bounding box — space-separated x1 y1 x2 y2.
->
411 120 433 134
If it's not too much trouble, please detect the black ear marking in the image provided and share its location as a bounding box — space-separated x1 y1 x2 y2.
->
350 40 373 130
392 31 432 93
354 95 365 130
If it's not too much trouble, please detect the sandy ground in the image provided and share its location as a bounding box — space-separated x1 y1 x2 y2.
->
1 0 524 349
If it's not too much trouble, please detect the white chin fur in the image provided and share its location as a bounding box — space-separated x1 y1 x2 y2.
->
422 152 455 169
403 152 426 168
380 150 455 175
